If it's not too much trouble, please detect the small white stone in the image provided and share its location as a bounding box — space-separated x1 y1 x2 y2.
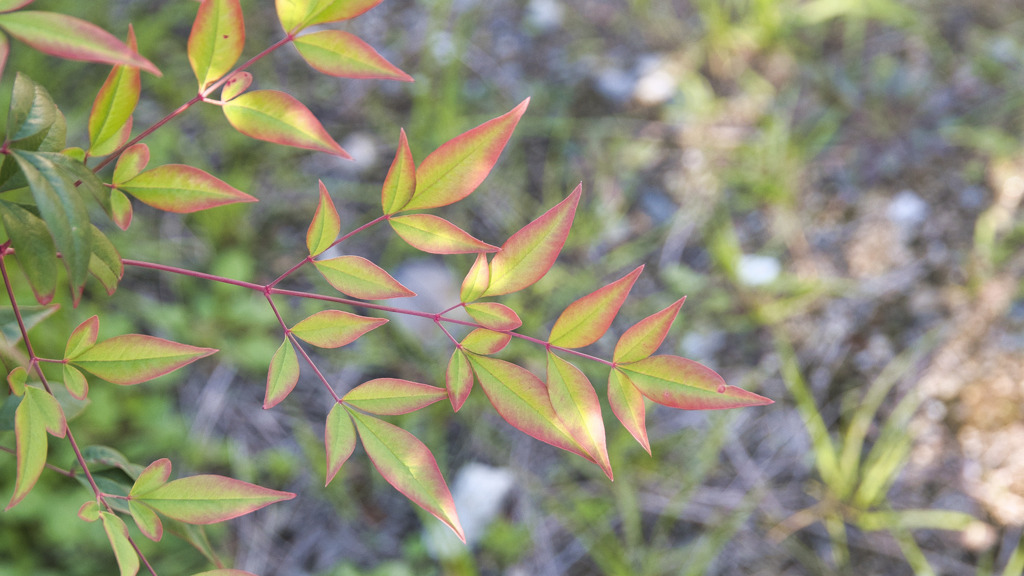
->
634 69 677 105
737 254 781 286
886 189 929 226
526 0 564 31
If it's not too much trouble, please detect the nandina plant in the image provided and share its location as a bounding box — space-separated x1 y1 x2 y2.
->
0 1 772 573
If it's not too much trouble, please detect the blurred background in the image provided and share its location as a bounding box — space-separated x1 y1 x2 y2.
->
2 0 1024 574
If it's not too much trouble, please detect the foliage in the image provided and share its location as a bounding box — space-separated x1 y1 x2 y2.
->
0 0 772 573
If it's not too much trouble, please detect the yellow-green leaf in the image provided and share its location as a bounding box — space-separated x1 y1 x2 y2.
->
306 180 340 256
464 302 521 331
459 253 489 303
69 334 217 386
265 338 299 409
613 297 685 364
188 0 245 90
7 386 66 510
342 378 447 415
608 370 649 453
290 309 386 348
222 90 349 157
389 214 498 254
325 403 356 486
381 128 414 214
100 511 139 576
118 164 256 213
547 352 611 479
294 30 411 81
549 266 642 348
618 355 773 410
445 348 472 412
88 26 140 156
460 328 510 355
314 256 415 300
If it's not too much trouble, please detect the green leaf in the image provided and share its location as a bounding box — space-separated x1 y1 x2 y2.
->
0 198 57 304
549 266 642 348
264 337 299 409
608 370 649 453
314 255 415 300
10 149 91 298
290 309 386 348
342 378 447 415
118 164 256 213
381 128 414 214
109 188 133 231
547 352 611 479
78 500 100 522
613 297 685 364
389 214 498 254
112 143 149 185
403 99 529 211
347 408 464 542
129 500 163 541
222 90 350 157
276 0 382 33
306 180 340 256
464 302 521 331
220 71 252 102
6 72 55 143
324 402 355 486
460 328 510 355
88 224 124 296
7 385 66 510
68 334 217 386
130 458 172 496
81 444 146 480
99 511 139 576
63 364 88 400
0 1 35 13
445 348 472 412
459 253 489 303
294 30 411 81
618 355 773 410
188 0 245 90
130 469 295 525
0 11 159 75
484 183 581 296
88 26 140 156
6 365 25 396
466 354 588 460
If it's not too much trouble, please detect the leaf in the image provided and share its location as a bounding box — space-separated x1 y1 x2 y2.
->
220 71 252 102
63 364 88 400
460 328 510 355
290 309 386 348
129 500 163 541
99 512 139 576
222 90 350 158
445 348 472 412
88 26 140 156
403 99 529 211
7 386 66 510
485 183 581 296
88 224 124 296
306 181 340 256
109 188 133 231
466 354 588 460
0 11 159 75
188 0 245 90
130 473 295 526
294 30 411 81
389 214 498 254
68 334 217 386
343 378 447 415
118 164 256 213
549 266 643 348
314 256 415 300
10 150 91 298
324 403 355 486
618 355 773 410
130 458 172 495
547 352 611 479
112 143 149 185
464 302 521 331
7 365 25 396
0 1 35 13
276 0 382 33
459 253 489 303
381 128 414 214
264 338 299 409
6 71 55 143
608 369 649 453
613 297 685 364
78 500 100 522
0 198 57 304
347 408 464 542
0 33 8 84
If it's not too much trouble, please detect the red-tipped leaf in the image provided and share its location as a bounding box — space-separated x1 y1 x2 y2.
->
7 386 66 510
342 378 447 415
446 348 473 412
403 99 529 211
63 365 88 400
100 512 139 576
618 355 773 409
464 302 521 331
608 369 649 454
112 143 149 185
0 11 159 75
547 352 612 479
265 338 299 409
314 256 415 300
68 335 216 386
348 408 464 542
460 253 489 303
325 403 356 486
130 473 295 525
389 214 498 254
290 310 386 348
129 500 163 542
88 25 140 156
549 266 642 348
276 0 382 32
613 297 685 364
64 315 99 358
460 328 511 355
381 128 414 214
220 71 252 102
188 0 245 90
306 181 340 256
485 184 581 296
118 164 256 213
222 90 349 157
294 30 411 81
